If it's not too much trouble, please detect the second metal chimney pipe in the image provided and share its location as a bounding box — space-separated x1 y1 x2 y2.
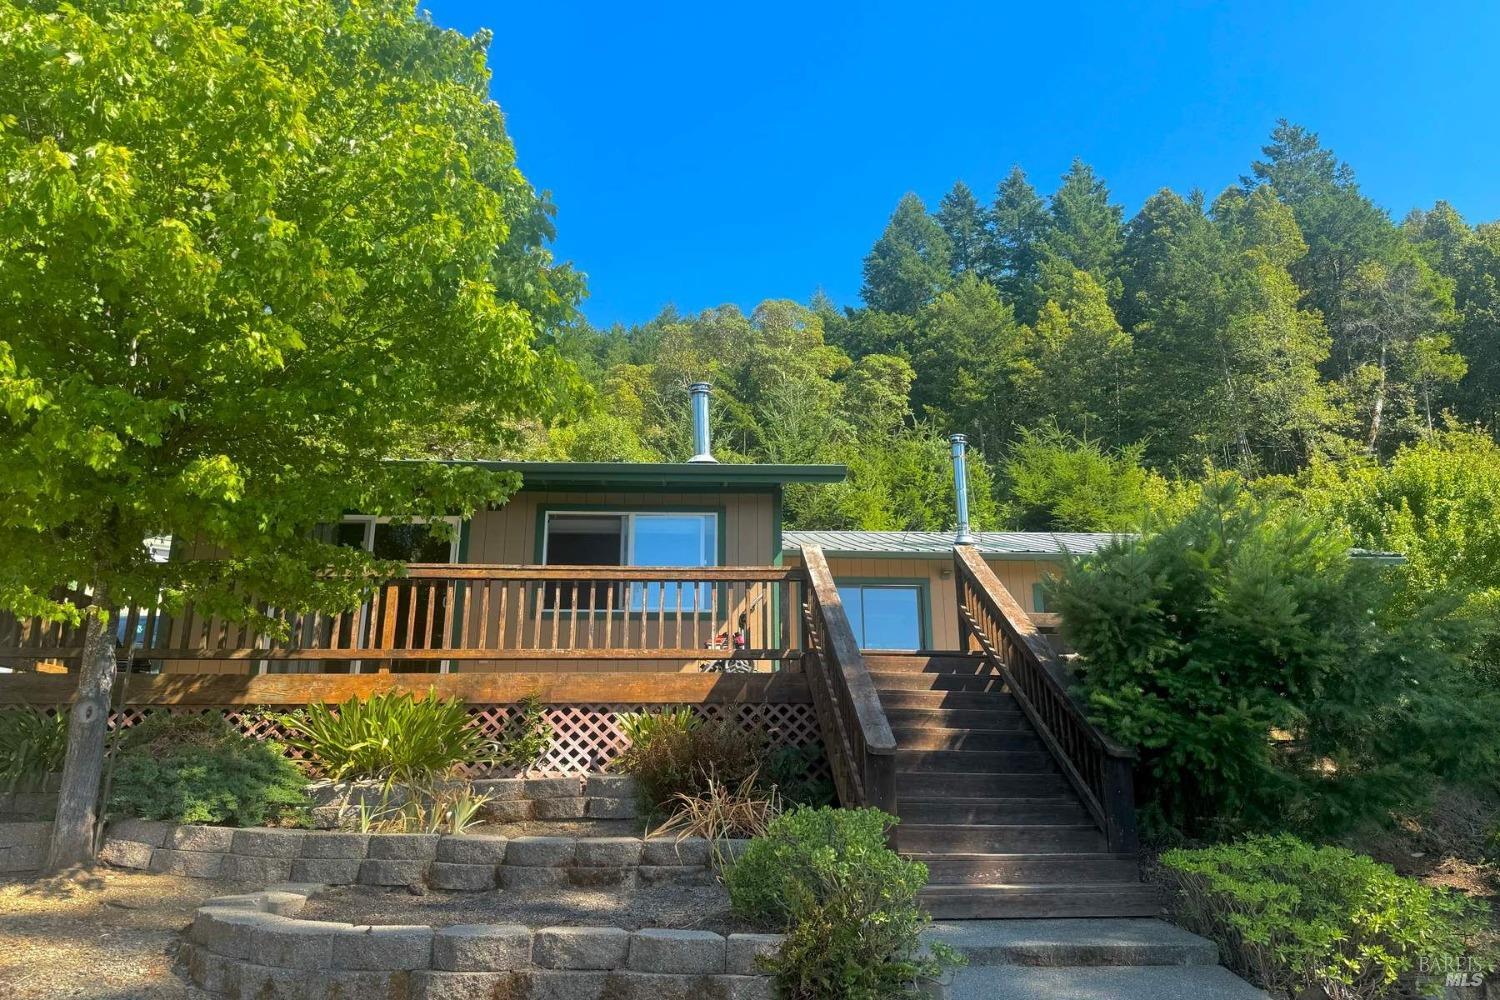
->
687 382 717 463
951 433 977 545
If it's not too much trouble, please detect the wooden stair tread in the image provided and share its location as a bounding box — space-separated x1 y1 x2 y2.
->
866 645 1142 915
895 749 1056 772
877 689 1021 710
885 707 1030 728
869 671 1006 691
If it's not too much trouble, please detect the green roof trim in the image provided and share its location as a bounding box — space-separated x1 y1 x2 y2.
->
416 460 847 490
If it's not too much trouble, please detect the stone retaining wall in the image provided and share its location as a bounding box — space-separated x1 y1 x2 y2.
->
102 817 740 891
308 773 643 829
0 820 49 872
0 789 58 821
182 884 781 1000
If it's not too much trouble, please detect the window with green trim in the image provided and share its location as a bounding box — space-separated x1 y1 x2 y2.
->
836 583 923 650
542 511 718 611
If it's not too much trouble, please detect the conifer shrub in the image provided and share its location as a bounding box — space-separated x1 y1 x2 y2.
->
109 713 308 826
1052 479 1500 839
1163 836 1494 1000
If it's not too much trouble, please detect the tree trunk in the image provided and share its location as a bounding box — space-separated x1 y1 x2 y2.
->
1366 342 1388 454
45 588 117 872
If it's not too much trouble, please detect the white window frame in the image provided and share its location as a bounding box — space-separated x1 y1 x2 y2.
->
261 516 462 676
336 515 462 562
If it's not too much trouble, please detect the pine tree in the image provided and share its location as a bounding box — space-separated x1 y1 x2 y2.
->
1245 121 1398 365
990 166 1051 322
936 181 992 279
1041 159 1125 296
861 193 953 314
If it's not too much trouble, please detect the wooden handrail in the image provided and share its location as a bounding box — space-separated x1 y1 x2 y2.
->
953 545 1138 852
0 564 808 667
799 545 896 815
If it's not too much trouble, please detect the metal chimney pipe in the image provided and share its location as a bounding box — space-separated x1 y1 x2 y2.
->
687 382 716 463
951 433 977 545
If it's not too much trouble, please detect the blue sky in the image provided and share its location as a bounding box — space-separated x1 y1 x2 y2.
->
424 0 1500 328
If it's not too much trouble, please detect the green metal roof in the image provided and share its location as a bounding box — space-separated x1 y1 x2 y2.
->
783 530 1121 559
783 530 1405 563
425 460 847 490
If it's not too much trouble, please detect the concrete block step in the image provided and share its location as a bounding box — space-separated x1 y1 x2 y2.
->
895 749 1057 773
920 882 1161 920
924 917 1220 967
949 964 1269 999
899 823 1107 854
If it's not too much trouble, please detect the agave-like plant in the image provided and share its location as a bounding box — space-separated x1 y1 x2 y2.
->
0 706 68 793
278 689 491 789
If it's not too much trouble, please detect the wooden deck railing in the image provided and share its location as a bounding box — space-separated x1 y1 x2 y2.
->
953 545 1138 852
0 565 808 669
799 545 897 814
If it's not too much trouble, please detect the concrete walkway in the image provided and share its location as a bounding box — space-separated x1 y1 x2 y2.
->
950 964 1270 999
925 919 1270 999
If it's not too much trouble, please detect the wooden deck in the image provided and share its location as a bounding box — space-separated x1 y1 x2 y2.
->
0 564 808 674
0 546 1147 918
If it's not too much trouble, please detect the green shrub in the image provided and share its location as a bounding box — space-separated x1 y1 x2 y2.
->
1163 835 1495 1000
279 690 490 786
764 745 836 808
109 713 308 826
1053 478 1500 839
0 706 68 793
495 695 551 773
619 707 699 745
727 807 960 999
614 710 764 815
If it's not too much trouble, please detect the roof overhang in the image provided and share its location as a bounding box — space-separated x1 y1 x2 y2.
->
422 460 847 491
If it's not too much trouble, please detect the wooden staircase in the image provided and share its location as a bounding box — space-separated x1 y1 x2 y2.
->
868 652 1157 919
797 544 1153 920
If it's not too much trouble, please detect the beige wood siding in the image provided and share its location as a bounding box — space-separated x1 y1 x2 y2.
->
465 490 777 566
783 553 1057 651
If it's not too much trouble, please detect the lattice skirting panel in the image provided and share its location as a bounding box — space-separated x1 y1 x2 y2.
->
98 703 829 782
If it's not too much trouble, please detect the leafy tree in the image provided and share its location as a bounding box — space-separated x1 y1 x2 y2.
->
792 425 999 532
1341 257 1464 451
1406 206 1500 433
1123 188 1334 472
0 0 578 867
1014 266 1133 445
1001 425 1163 532
936 181 992 279
989 166 1051 322
906 274 1024 448
1040 159 1124 296
1299 431 1500 680
840 354 916 440
860 193 952 314
1245 121 1399 354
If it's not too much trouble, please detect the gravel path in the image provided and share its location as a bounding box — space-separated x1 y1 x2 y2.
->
0 868 229 1000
